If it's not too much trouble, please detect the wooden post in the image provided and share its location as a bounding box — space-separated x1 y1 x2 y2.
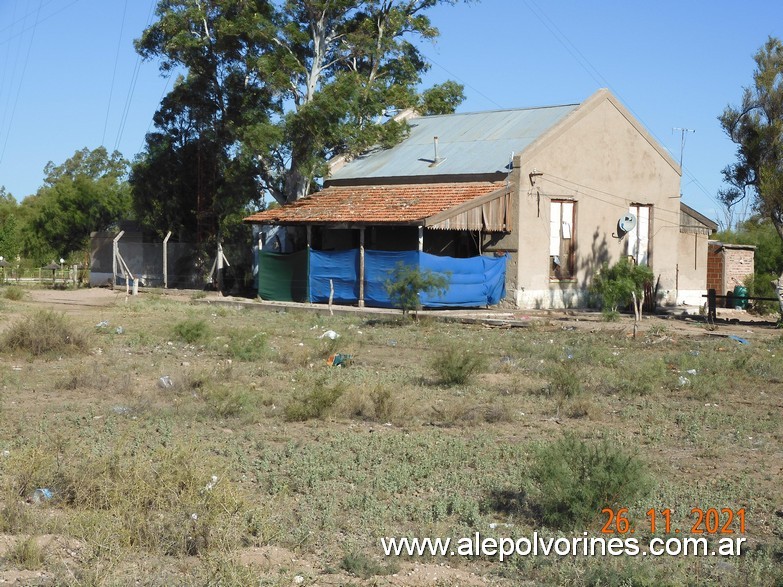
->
358 227 365 308
163 231 172 289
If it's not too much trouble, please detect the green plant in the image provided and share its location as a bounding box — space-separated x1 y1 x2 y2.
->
531 434 652 530
284 379 345 421
173 318 209 343
225 329 266 361
2 285 25 301
385 262 449 321
591 258 654 317
341 551 399 578
432 346 486 386
9 537 45 570
2 310 89 356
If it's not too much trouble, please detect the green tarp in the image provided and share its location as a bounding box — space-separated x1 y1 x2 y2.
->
258 250 308 302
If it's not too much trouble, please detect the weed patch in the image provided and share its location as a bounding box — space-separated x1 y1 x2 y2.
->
173 318 209 344
530 434 652 530
284 379 345 421
432 346 486 386
2 311 88 356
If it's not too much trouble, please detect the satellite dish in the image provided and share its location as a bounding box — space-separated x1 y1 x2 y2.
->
617 213 637 235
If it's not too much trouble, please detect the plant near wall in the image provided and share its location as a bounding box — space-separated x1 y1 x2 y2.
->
385 262 449 321
591 258 654 332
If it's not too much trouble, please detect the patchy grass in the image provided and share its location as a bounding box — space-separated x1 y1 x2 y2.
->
0 292 780 585
2 310 89 356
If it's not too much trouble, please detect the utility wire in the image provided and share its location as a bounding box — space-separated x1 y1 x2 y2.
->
103 0 130 147
0 0 43 167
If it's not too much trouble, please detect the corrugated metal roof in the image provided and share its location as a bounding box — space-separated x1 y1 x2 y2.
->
329 104 578 181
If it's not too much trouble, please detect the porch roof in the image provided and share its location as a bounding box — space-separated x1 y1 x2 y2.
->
244 182 511 232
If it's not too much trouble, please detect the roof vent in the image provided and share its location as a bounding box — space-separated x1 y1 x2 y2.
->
429 136 445 167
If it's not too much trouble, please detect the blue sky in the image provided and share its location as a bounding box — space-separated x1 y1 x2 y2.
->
0 0 781 227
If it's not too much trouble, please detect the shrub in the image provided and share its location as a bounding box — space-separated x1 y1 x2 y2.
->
9 537 45 570
432 346 486 386
173 318 209 343
284 379 345 421
2 311 88 356
225 329 266 361
341 551 399 578
531 434 652 530
591 258 654 317
385 262 449 320
2 286 25 301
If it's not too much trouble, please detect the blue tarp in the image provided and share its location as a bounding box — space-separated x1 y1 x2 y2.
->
259 248 507 308
309 249 360 303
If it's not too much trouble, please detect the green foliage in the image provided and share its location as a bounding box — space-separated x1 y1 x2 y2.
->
173 318 210 344
432 345 486 386
341 551 399 578
8 537 45 570
720 37 783 248
385 261 449 319
2 311 89 356
0 187 21 261
2 285 25 301
591 258 654 315
284 379 345 422
531 435 652 530
20 148 131 263
134 0 467 223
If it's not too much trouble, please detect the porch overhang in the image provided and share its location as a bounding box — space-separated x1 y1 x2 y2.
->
244 182 512 232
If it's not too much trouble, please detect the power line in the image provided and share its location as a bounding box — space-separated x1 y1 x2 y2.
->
0 0 43 167
103 0 130 147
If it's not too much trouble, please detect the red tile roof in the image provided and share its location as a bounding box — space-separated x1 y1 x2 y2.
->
244 182 506 225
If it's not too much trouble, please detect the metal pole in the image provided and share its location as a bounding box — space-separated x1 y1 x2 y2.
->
163 231 171 289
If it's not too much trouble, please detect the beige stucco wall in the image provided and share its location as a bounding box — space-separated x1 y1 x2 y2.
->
509 92 682 308
677 231 710 305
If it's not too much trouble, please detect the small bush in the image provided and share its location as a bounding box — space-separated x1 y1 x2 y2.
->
2 286 25 301
531 434 652 530
385 262 449 320
9 537 45 570
225 329 266 361
2 311 88 356
284 379 344 421
341 551 399 578
432 346 486 386
202 384 258 419
173 318 209 343
545 362 583 399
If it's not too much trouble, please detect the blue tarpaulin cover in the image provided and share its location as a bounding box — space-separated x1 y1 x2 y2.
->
258 247 507 307
309 249 360 303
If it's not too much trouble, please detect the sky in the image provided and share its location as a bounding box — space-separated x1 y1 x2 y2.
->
0 0 782 228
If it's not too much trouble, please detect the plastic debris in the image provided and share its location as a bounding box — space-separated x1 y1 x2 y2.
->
319 330 340 340
205 475 218 491
326 353 352 367
112 405 131 415
728 335 750 345
678 376 690 387
388 340 397 347
115 326 124 335
96 320 109 328
28 488 53 504
685 369 697 375
158 375 174 389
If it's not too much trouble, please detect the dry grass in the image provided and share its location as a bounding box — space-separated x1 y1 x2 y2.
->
0 289 780 585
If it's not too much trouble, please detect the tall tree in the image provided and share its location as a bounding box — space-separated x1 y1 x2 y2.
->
720 36 783 315
21 147 131 263
0 187 21 262
132 0 466 244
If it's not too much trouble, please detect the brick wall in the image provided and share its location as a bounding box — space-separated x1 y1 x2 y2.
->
706 244 724 294
725 248 754 291
706 243 755 297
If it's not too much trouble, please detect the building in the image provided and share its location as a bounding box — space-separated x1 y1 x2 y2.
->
245 89 716 309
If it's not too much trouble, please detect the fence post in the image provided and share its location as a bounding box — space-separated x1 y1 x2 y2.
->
163 231 172 289
707 288 717 322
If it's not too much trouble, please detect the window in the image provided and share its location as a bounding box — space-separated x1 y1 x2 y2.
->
549 200 575 279
626 204 651 265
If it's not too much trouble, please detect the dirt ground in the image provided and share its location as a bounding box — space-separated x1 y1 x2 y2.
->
1 287 781 586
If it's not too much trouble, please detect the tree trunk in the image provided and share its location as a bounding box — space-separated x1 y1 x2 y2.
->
774 221 783 317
